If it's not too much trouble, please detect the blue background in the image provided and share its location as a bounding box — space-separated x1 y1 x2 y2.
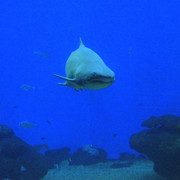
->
0 0 180 158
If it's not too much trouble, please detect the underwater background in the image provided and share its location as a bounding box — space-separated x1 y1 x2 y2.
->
0 0 180 159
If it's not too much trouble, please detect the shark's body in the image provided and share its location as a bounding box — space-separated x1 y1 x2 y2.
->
54 39 115 91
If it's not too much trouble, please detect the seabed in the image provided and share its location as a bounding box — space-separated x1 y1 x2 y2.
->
42 160 166 180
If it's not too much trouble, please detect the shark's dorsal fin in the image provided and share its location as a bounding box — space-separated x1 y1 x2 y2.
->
79 37 84 47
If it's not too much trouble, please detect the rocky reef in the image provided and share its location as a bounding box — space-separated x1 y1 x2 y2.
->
0 124 110 179
129 115 180 180
70 145 107 165
0 124 49 180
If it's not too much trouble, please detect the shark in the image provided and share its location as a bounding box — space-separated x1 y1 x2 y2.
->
54 39 115 91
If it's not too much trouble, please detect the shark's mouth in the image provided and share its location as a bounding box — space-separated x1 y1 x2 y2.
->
88 74 115 84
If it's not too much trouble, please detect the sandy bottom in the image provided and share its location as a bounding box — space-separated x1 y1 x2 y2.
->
42 160 167 180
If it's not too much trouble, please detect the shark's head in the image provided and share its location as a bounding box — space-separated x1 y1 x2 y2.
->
54 38 115 91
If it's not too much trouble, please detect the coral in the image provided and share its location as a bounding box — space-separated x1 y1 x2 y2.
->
82 145 99 156
70 145 107 165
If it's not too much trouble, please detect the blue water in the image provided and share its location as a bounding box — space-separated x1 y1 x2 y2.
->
0 0 180 158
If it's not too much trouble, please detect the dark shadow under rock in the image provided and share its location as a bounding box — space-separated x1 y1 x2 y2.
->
44 147 71 168
110 160 134 168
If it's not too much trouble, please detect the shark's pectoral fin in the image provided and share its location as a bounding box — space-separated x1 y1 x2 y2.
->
53 74 76 82
56 83 67 86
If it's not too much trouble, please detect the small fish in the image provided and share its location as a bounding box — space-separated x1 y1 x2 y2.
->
20 84 35 91
113 133 118 137
46 120 51 124
19 121 37 129
13 105 18 109
129 47 133 55
20 165 26 172
33 51 51 59
32 143 49 152
41 137 46 140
